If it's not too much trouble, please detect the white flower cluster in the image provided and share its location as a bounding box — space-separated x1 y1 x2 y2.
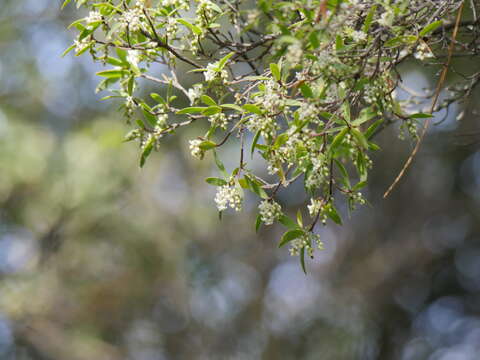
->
258 200 282 225
160 0 189 10
349 191 366 209
204 63 228 83
378 10 394 27
289 232 323 257
351 30 367 42
187 84 204 104
208 113 228 129
189 139 204 159
305 156 330 189
195 0 218 31
121 5 145 32
307 198 330 224
127 50 141 67
414 42 434 61
298 102 319 122
246 114 278 140
263 80 286 113
399 119 419 140
124 96 136 116
214 184 243 212
74 38 91 53
85 11 102 25
286 42 303 65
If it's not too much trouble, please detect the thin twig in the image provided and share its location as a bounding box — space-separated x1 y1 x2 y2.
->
383 1 466 198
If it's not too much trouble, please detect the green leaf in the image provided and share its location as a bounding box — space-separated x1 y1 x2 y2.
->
245 176 269 199
335 35 345 51
365 119 383 139
334 159 351 188
201 95 217 106
202 106 222 116
106 57 124 67
300 247 307 274
384 35 418 48
419 20 443 37
296 209 303 228
274 133 289 148
325 205 342 225
309 31 320 49
250 130 261 158
351 129 369 149
150 93 166 105
221 104 245 113
176 18 203 35
409 113 433 119
330 127 349 152
299 83 313 98
208 2 223 12
199 141 217 150
96 69 126 79
362 5 377 32
142 108 157 127
213 150 228 178
61 44 76 57
217 52 235 70
140 136 155 167
270 63 281 81
255 214 262 233
243 104 263 115
61 0 73 9
205 177 228 186
176 107 208 114
279 229 304 247
279 215 300 230
352 181 367 191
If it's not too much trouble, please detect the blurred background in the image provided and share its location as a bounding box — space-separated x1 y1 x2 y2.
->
1 1 480 359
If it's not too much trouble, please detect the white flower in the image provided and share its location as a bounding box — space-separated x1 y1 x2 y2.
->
121 7 145 32
189 139 204 159
127 50 141 67
74 38 91 53
258 200 282 225
351 30 367 42
414 42 434 60
85 11 102 25
307 198 322 218
289 232 323 257
204 63 228 83
208 113 228 129
286 42 303 65
214 185 243 212
187 84 203 104
378 11 394 27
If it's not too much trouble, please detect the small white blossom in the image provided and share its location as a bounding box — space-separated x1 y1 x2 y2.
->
286 42 303 65
289 232 323 257
351 30 367 42
209 113 228 129
74 38 92 53
378 11 394 27
258 200 282 225
85 11 102 25
189 139 204 159
204 63 228 83
214 184 243 212
127 50 141 67
187 84 204 104
121 6 145 32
